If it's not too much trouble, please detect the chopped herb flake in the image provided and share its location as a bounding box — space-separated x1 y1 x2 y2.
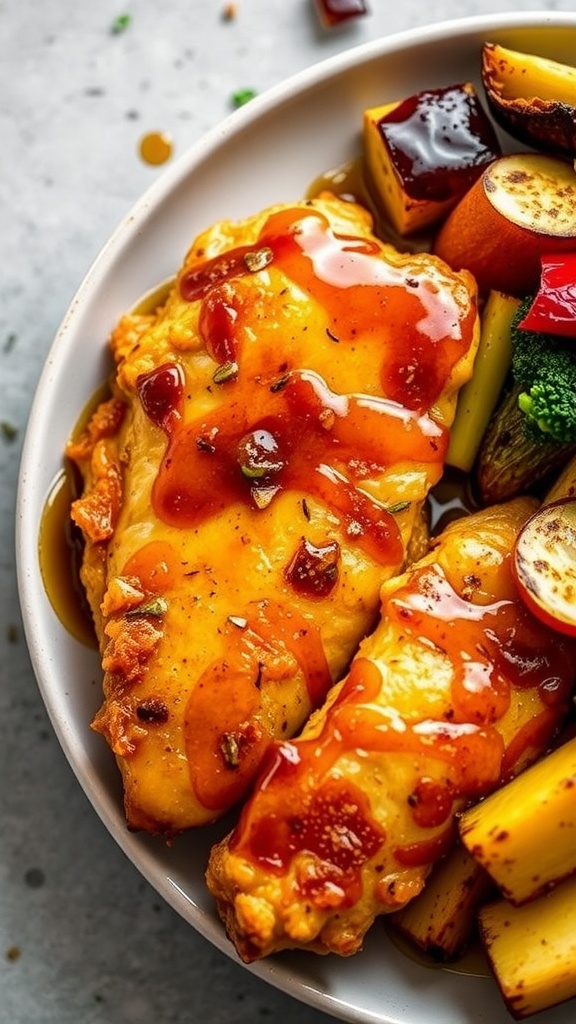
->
127 596 168 617
232 88 257 108
213 360 239 384
386 500 411 514
240 463 268 480
111 13 132 34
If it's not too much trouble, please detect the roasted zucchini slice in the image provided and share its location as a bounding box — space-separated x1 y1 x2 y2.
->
481 42 576 157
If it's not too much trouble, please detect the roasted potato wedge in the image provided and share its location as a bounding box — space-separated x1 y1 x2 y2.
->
478 875 576 1019
481 42 576 157
459 736 576 906
391 843 494 962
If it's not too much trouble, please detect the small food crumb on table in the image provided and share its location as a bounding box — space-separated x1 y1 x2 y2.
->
315 0 369 28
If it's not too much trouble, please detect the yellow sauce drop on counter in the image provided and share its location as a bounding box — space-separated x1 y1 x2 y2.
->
139 131 173 166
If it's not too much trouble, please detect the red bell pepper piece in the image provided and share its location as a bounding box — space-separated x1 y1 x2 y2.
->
519 253 576 338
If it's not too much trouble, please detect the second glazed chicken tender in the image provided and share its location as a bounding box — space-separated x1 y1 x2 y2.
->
206 499 575 961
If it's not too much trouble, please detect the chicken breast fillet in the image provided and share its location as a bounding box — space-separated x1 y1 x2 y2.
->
206 498 575 960
67 193 479 834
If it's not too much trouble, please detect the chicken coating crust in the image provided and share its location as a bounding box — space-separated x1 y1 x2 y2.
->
206 498 576 961
67 193 480 834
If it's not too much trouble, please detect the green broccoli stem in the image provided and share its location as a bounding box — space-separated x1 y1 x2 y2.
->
475 385 576 505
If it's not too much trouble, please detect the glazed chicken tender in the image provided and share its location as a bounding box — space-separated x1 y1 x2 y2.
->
206 499 575 961
67 194 479 834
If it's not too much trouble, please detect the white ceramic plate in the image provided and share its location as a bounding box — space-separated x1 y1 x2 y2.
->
16 13 576 1024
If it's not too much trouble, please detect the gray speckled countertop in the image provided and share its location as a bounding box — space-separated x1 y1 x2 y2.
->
1 2 573 1022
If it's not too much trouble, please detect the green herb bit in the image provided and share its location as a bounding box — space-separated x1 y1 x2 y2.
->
240 463 268 480
232 88 257 108
386 500 411 514
244 247 273 273
111 13 132 34
213 360 239 385
127 596 168 617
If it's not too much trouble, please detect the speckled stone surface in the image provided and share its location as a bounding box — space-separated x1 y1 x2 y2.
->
1 2 573 1022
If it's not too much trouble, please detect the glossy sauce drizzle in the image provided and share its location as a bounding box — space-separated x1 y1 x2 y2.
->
143 367 444 565
376 85 500 201
181 207 471 409
230 560 573 904
137 208 475 566
184 602 332 811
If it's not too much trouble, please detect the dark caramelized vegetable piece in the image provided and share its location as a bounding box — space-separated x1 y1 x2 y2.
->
363 83 500 236
482 42 576 157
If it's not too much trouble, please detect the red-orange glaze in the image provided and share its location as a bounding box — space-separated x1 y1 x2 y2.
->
138 208 473 563
184 602 332 810
122 539 181 594
182 208 473 410
137 363 185 433
247 776 384 910
184 653 269 813
145 369 444 564
230 559 574 903
393 825 456 868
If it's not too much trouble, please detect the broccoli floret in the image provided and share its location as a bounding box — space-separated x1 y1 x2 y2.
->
510 298 576 444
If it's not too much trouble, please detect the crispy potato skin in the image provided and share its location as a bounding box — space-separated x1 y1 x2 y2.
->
67 194 479 834
206 499 575 961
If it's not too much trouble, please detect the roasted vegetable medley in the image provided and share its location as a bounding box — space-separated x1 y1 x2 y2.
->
360 40 576 1021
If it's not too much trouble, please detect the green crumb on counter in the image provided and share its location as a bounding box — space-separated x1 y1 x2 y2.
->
1 421 18 442
111 13 132 34
6 623 19 644
231 88 257 108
